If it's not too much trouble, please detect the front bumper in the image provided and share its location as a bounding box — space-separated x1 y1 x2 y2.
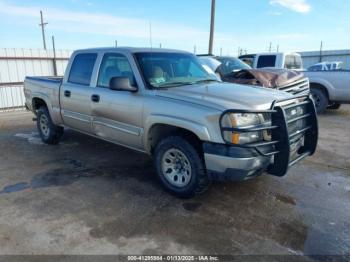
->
204 95 318 181
204 143 272 181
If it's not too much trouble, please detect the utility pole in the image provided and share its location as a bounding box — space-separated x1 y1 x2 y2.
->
39 10 48 50
269 42 272 52
277 45 279 52
194 45 197 54
319 41 323 62
208 0 216 54
220 47 222 56
52 36 57 76
149 22 153 48
115 40 118 47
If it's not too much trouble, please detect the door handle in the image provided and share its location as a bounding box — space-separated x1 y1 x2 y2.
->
64 90 71 97
91 94 100 103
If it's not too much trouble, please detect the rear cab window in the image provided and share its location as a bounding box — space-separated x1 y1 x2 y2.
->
68 53 97 85
257 55 276 68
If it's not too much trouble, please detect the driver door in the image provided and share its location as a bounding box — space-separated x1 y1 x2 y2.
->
90 53 144 150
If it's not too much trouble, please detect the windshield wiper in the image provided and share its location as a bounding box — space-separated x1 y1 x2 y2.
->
193 79 220 84
157 81 194 88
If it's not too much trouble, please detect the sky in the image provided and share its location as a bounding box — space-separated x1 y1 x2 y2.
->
0 0 349 55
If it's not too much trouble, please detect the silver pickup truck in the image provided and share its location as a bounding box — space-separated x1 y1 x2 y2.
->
304 70 350 113
24 47 318 198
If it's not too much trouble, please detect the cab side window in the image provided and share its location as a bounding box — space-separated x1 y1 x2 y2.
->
68 53 97 86
97 53 136 88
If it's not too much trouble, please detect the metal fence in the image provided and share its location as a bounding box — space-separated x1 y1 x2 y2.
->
299 49 350 69
0 48 71 111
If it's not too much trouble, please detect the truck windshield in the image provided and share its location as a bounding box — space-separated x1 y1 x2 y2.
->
216 57 251 75
135 52 218 88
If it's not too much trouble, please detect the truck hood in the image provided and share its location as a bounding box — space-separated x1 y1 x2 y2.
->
155 82 293 111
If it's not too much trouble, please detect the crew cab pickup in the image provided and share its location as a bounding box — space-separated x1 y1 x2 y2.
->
24 47 318 198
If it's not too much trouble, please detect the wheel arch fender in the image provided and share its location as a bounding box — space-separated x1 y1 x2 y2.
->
31 93 59 124
143 114 211 153
309 78 334 100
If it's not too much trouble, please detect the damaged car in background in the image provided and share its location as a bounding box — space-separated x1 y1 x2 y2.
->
198 55 310 96
238 52 350 113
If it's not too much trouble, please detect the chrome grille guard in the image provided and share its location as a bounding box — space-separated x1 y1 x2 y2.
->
219 94 318 177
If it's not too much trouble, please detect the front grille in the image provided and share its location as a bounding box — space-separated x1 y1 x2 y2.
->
279 78 310 95
284 102 308 140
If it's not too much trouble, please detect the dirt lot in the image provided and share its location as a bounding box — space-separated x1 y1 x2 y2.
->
0 107 349 256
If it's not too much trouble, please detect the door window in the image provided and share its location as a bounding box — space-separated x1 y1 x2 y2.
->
97 53 136 88
68 53 97 85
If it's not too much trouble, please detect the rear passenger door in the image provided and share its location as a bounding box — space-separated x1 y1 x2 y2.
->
60 53 97 133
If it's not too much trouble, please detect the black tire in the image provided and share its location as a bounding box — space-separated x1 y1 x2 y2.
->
36 106 64 145
154 136 210 198
310 87 328 114
327 103 341 110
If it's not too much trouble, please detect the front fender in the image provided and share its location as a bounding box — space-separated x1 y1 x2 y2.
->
143 114 211 152
308 77 335 99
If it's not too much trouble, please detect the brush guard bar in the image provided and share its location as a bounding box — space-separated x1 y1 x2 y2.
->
219 95 318 177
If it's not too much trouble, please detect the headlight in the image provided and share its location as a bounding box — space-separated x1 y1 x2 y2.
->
221 113 263 144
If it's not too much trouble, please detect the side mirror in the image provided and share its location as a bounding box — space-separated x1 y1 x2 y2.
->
109 77 138 92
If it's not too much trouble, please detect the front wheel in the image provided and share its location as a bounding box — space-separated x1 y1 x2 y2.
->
154 136 210 198
310 88 328 114
37 106 64 145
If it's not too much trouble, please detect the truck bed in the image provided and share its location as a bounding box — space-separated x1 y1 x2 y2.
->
24 76 63 114
25 76 63 86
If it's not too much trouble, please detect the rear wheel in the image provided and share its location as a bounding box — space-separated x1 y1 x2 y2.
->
154 136 210 198
310 88 328 114
37 106 64 144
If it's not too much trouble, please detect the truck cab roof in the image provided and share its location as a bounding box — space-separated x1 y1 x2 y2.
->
74 47 190 54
